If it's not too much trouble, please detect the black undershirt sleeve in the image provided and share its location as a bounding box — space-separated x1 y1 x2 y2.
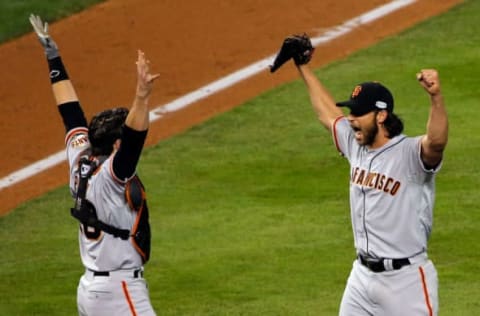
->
112 125 148 181
50 56 88 133
57 101 88 133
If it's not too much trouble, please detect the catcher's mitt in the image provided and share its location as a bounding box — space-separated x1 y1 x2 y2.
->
270 34 314 73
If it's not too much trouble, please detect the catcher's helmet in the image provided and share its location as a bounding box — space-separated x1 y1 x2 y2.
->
88 107 129 156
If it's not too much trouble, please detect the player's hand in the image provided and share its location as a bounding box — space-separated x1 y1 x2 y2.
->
29 14 59 59
417 69 441 96
135 50 160 100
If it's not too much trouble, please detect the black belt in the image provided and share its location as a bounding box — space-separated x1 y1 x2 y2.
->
91 269 143 278
358 254 410 273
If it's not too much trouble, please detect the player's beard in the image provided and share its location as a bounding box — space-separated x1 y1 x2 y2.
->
356 115 378 146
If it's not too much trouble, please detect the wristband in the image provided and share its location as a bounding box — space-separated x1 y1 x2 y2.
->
48 56 69 83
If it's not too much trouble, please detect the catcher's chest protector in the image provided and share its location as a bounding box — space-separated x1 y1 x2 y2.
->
71 157 151 263
125 175 151 263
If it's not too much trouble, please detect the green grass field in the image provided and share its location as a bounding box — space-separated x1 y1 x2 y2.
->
1 0 479 315
0 0 104 43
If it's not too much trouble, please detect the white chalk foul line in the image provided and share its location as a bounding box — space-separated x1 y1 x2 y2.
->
0 0 416 191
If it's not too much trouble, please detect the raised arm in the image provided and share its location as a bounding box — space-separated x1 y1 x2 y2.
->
29 14 87 133
417 69 448 168
112 50 159 181
297 65 344 131
125 50 160 132
269 34 343 132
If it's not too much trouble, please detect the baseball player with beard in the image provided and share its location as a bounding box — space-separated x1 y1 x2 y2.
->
30 14 159 315
271 36 448 315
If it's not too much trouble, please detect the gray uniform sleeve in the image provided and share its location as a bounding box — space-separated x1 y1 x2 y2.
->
65 128 90 198
332 117 355 160
405 136 443 176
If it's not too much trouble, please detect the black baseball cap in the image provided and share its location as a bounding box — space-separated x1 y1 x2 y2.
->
336 82 394 116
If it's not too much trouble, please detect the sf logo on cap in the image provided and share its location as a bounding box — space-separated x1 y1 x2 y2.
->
351 85 362 98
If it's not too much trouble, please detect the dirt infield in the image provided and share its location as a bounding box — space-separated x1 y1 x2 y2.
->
0 0 462 215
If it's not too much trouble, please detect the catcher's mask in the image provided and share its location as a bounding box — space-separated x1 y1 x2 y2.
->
88 107 129 156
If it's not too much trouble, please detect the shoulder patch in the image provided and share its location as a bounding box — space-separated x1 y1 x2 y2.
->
70 134 89 149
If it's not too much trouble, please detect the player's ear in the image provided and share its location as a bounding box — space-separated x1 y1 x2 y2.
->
376 110 388 125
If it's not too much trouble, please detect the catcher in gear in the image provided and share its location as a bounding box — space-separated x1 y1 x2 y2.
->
271 34 448 315
30 14 159 315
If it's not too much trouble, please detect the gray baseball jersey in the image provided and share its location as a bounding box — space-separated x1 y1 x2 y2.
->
332 117 441 259
66 127 143 271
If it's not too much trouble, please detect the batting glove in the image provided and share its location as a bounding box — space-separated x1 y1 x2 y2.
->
29 14 59 60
